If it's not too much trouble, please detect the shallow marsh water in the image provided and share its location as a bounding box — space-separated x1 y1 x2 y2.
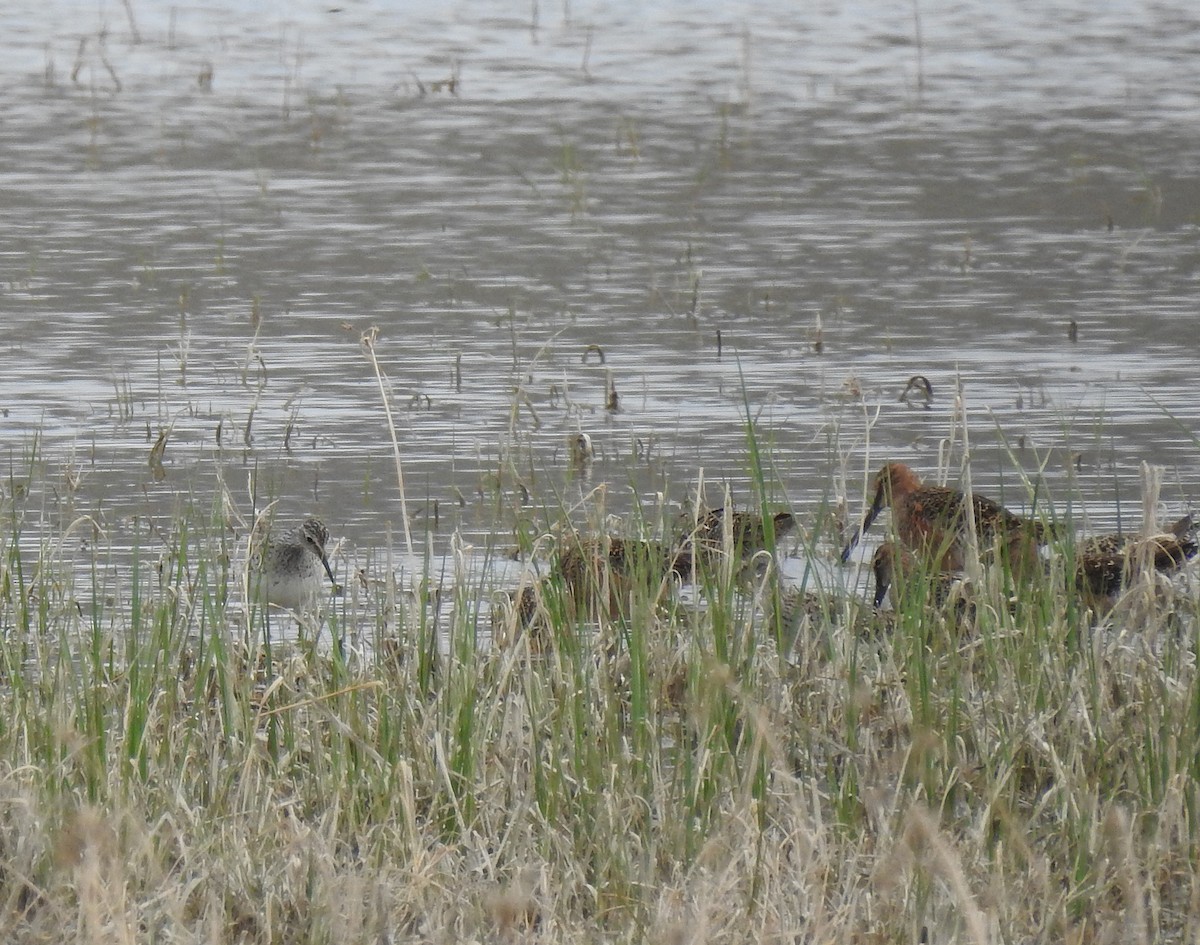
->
4 1 1200 621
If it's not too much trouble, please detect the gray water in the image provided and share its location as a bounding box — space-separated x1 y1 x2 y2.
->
4 0 1200 608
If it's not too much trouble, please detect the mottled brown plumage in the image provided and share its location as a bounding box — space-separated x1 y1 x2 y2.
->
843 463 1051 571
764 585 838 646
870 541 965 612
1074 516 1198 609
676 507 797 577
1078 513 1195 559
554 535 688 618
491 579 552 650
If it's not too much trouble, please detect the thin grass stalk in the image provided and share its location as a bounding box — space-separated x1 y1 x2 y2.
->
361 326 413 556
628 593 656 794
414 548 443 698
82 546 110 802
124 537 152 784
953 378 983 585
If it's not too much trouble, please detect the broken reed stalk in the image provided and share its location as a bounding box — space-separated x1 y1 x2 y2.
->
361 327 413 556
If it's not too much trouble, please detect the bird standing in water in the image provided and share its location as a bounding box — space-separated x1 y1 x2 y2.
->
250 517 341 612
842 462 1052 572
1073 514 1198 611
676 507 797 578
869 540 973 617
553 534 689 619
1077 513 1195 560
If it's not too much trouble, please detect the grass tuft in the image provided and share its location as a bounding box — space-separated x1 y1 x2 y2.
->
0 436 1196 942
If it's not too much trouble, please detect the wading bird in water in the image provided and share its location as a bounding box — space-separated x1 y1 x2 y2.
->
842 462 1052 571
250 517 341 613
1074 514 1198 611
675 507 797 580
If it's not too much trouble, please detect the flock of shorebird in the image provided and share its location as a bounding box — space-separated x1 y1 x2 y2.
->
492 507 800 638
845 462 1197 616
248 461 1198 638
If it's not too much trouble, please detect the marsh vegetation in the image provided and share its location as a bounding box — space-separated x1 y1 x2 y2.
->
5 1 1200 941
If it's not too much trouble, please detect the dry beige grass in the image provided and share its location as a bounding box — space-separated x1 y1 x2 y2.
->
0 478 1197 945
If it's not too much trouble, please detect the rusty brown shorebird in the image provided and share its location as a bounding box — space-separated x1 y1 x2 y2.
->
842 462 1053 571
872 542 938 609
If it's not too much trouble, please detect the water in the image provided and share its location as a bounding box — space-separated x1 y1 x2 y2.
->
3 0 1199 609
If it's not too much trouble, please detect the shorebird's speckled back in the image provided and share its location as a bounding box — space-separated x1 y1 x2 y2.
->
675 507 797 579
1074 515 1198 611
553 535 686 618
843 462 1050 571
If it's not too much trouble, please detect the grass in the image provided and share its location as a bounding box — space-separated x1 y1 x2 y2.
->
0 434 1198 944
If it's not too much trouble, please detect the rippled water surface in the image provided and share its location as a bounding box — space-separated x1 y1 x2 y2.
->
5 0 1200 600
